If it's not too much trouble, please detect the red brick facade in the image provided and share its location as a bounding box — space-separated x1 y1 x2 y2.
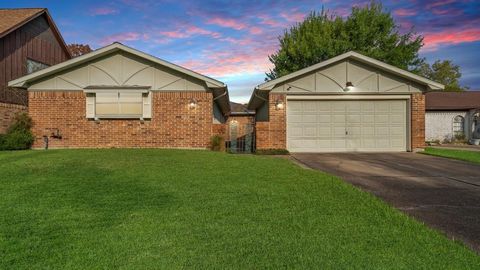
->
255 94 286 150
411 93 426 150
0 102 28 133
29 91 214 149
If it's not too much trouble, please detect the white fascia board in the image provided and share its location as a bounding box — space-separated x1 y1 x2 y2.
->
256 51 444 91
8 43 226 89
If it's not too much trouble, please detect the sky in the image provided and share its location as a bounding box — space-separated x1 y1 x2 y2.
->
2 0 480 102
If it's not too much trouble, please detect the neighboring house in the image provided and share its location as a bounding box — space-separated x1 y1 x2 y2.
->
248 51 444 152
9 42 230 149
0 8 71 132
425 91 480 143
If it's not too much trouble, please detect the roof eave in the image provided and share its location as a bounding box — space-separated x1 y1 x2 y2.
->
8 43 227 90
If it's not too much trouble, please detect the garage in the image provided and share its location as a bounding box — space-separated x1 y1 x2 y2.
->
248 51 444 152
287 99 407 152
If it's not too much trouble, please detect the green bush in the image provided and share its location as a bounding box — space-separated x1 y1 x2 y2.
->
0 113 34 151
255 149 290 155
210 135 225 151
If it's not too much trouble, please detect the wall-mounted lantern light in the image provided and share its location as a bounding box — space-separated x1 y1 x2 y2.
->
344 81 354 92
275 99 285 110
188 98 197 109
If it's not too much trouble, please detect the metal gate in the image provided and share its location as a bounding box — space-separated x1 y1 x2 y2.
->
226 121 255 153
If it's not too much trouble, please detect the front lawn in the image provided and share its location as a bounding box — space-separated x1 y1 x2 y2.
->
0 149 478 269
423 147 480 164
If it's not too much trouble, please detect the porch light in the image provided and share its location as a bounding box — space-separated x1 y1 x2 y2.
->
188 98 197 109
344 81 354 92
275 99 284 110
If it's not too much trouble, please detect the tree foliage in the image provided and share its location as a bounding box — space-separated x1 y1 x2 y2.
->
419 60 467 92
67 43 93 57
267 1 424 80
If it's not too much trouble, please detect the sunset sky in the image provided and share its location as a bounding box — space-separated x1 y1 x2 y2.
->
3 0 480 102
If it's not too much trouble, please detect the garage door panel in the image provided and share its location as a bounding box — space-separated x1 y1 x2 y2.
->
287 100 407 152
302 114 316 122
318 115 331 123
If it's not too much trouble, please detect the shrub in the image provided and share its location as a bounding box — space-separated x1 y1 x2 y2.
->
255 149 290 155
210 135 225 151
0 113 34 151
454 133 466 142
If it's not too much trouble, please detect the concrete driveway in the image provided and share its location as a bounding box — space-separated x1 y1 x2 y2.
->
293 152 480 252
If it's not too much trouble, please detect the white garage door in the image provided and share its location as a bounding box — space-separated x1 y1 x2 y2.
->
287 100 407 152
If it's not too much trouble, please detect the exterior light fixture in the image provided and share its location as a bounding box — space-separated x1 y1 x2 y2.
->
275 99 284 110
188 98 197 109
344 81 354 92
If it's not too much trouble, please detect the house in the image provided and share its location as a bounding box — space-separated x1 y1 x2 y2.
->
425 91 480 143
248 51 444 152
8 42 230 149
0 8 71 133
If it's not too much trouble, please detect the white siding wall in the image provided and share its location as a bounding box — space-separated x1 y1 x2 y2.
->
426 111 469 142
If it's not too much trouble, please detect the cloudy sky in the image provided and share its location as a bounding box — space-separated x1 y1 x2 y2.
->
4 0 480 102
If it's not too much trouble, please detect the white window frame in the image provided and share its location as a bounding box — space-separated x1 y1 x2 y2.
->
26 58 49 74
453 115 465 136
84 89 151 120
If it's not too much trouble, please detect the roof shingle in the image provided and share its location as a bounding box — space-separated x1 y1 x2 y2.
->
426 91 480 110
0 8 45 38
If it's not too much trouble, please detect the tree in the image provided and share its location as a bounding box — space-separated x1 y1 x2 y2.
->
419 60 467 92
266 1 424 80
67 44 92 57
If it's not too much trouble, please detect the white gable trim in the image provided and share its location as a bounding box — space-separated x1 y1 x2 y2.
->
8 42 225 89
257 51 444 91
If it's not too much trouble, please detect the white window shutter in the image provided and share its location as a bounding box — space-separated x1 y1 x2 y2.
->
142 92 152 118
86 94 95 118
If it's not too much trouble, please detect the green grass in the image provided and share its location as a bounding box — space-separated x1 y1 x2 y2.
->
423 147 480 164
0 149 478 269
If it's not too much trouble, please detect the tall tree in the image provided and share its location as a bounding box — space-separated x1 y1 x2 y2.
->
67 44 92 57
419 60 467 92
266 1 424 80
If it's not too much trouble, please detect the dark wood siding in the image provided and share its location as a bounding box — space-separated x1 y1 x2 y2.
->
0 14 70 105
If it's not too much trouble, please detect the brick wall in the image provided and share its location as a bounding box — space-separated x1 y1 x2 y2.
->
28 91 214 149
255 94 286 150
0 102 28 133
226 115 254 139
411 93 426 150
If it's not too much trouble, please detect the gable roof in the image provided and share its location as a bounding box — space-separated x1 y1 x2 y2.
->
8 42 230 115
426 91 480 111
256 51 444 91
9 42 226 89
0 8 71 58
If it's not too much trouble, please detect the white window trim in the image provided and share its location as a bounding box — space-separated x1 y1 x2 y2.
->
84 89 152 120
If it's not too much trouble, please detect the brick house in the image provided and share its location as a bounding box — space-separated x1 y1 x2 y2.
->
248 51 444 152
9 42 230 149
0 8 71 133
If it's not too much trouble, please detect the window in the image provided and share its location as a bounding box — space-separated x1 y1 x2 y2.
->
26 58 49 74
86 90 151 119
453 115 465 136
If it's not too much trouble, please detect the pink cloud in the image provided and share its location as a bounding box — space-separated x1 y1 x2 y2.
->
280 11 305 23
179 38 278 77
160 31 189 38
91 7 118 16
100 32 147 45
249 26 263 35
158 25 222 42
206 17 247 30
423 28 480 51
393 8 417 17
258 14 285 28
426 0 456 9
